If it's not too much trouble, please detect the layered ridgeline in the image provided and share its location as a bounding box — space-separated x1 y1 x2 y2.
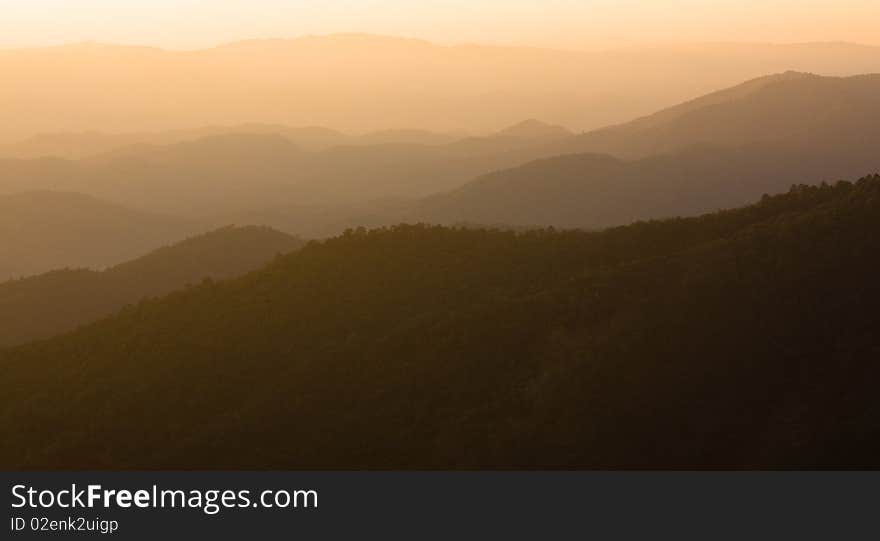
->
0 226 303 348
0 191 199 282
3 37 879 142
549 71 880 159
2 176 879 469
0 124 462 160
0 120 572 214
2 73 879 229
0 122 566 161
412 73 880 230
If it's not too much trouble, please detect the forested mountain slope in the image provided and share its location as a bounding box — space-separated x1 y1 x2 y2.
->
0 226 303 348
2 176 879 469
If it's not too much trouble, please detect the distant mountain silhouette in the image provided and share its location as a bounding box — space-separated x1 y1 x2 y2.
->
3 36 880 141
2 72 878 236
0 124 465 160
0 226 303 348
411 73 880 229
551 72 880 158
354 129 460 147
0 135 308 215
0 122 573 213
495 119 573 139
0 191 197 281
2 176 879 468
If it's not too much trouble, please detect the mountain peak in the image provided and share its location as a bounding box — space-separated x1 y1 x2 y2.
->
496 119 573 139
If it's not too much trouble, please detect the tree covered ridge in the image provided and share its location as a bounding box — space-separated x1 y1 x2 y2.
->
0 225 303 348
2 175 879 469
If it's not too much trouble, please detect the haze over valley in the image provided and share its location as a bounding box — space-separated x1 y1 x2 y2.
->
2 2 880 469
2 69 878 242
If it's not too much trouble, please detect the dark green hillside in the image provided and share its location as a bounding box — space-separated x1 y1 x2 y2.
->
2 176 879 469
0 226 303 348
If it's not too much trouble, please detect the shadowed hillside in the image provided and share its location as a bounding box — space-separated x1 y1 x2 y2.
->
2 175 879 469
0 226 304 348
414 144 880 230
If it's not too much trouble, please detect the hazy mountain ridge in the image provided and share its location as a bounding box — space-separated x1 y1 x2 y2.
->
496 119 573 139
3 36 880 141
3 72 877 237
549 72 880 158
408 73 880 229
0 124 467 161
0 119 577 213
2 175 879 468
0 191 199 281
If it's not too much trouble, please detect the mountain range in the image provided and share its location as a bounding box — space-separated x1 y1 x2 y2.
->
3 175 878 468
2 36 880 141
375 72 880 231
0 120 572 214
0 124 464 161
551 71 880 159
2 71 878 237
2 54 880 469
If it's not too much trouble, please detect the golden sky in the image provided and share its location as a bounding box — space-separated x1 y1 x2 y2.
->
1 0 878 50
